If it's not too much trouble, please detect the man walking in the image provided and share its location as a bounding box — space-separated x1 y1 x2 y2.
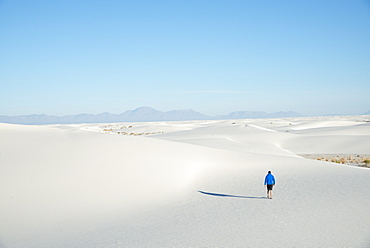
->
264 171 275 199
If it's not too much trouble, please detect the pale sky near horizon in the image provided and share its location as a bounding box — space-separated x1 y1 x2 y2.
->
1 0 369 117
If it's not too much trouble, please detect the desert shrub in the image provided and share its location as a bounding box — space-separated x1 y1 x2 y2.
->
364 159 370 165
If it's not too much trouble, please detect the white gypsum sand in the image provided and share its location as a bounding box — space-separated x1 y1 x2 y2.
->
0 115 369 247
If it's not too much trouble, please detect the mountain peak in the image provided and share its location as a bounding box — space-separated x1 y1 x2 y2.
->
0 107 303 125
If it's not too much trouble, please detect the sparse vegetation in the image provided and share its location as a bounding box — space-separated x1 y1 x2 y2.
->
117 131 164 136
301 154 370 168
101 124 164 136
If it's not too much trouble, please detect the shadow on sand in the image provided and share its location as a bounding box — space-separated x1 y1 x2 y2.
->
198 191 267 199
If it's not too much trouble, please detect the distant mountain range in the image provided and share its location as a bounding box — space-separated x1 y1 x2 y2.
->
0 106 305 125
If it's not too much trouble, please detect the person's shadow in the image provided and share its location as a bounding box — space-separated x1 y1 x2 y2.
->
198 190 267 199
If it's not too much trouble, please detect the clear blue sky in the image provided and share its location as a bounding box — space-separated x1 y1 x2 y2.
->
1 0 369 116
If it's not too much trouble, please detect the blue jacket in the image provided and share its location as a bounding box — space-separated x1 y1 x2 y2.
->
264 173 275 185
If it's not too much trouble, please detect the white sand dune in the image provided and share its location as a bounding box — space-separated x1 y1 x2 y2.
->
0 116 370 247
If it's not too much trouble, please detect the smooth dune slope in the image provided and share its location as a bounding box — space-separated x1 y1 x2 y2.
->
0 116 369 247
